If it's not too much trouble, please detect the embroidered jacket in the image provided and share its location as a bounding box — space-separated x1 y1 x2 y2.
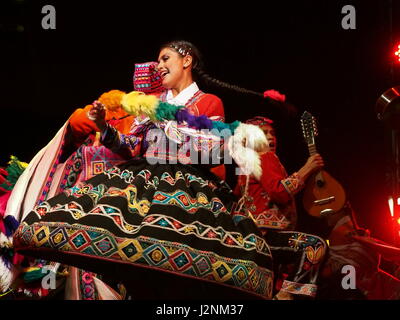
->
158 89 225 122
100 85 227 174
234 152 304 230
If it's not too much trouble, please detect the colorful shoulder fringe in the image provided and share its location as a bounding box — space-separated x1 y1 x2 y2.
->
121 91 241 135
120 91 268 180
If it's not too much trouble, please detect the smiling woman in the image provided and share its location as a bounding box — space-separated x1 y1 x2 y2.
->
155 40 226 121
132 41 228 180
153 40 282 120
157 45 196 96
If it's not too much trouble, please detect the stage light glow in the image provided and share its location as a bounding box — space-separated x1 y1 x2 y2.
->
389 197 394 217
397 218 400 225
396 44 400 62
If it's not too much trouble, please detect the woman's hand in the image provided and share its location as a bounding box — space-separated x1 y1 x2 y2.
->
87 100 107 132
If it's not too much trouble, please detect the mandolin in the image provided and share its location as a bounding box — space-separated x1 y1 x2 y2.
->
301 111 346 217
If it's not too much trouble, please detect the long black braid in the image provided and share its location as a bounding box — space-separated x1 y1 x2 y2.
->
194 69 264 98
161 40 263 97
161 40 296 115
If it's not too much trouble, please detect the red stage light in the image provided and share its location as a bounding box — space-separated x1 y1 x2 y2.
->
395 44 400 62
389 197 394 217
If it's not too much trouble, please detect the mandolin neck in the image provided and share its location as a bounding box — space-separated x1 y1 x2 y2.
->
308 144 318 156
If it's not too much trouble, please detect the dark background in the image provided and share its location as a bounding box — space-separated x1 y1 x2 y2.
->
1 0 400 243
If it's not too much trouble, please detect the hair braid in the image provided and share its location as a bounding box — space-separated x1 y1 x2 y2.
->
194 69 264 98
160 40 296 115
194 68 296 115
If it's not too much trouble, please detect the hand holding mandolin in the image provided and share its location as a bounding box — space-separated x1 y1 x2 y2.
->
298 154 325 182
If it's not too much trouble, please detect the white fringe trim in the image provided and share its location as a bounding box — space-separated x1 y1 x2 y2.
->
0 257 18 293
228 123 267 180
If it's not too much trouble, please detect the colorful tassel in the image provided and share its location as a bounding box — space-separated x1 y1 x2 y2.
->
0 244 20 269
264 89 286 102
0 220 5 235
3 216 19 237
121 91 159 120
0 156 28 192
0 257 17 292
120 91 269 178
156 102 184 121
0 191 11 217
23 267 49 283
176 109 213 130
0 249 11 269
0 168 8 185
121 91 244 135
212 121 241 135
98 90 126 112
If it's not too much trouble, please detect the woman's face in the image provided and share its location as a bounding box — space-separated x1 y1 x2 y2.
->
261 124 277 153
157 48 186 89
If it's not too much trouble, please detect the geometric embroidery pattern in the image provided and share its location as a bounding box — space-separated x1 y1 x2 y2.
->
64 184 106 204
160 171 209 189
281 280 318 297
81 145 126 181
137 169 152 183
281 173 303 196
57 142 86 195
255 210 292 230
92 161 105 175
31 204 270 256
79 270 98 300
35 201 141 235
104 167 136 184
16 156 276 299
103 185 150 217
305 245 325 265
15 222 274 298
142 214 271 256
88 205 140 234
153 190 227 216
288 233 319 251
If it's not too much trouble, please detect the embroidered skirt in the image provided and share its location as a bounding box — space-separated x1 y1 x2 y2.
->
13 158 274 299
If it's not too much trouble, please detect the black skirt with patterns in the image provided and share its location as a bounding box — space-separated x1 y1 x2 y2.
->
14 158 274 299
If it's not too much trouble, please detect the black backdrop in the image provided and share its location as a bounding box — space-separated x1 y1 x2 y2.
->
1 0 400 243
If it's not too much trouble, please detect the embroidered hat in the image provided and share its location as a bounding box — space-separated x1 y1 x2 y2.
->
245 116 274 126
133 62 165 94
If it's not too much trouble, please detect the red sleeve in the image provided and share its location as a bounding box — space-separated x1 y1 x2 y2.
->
193 93 226 180
210 164 226 181
194 94 225 121
259 152 301 204
233 176 242 197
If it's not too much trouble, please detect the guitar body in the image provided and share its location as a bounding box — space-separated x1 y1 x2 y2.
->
302 169 346 217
